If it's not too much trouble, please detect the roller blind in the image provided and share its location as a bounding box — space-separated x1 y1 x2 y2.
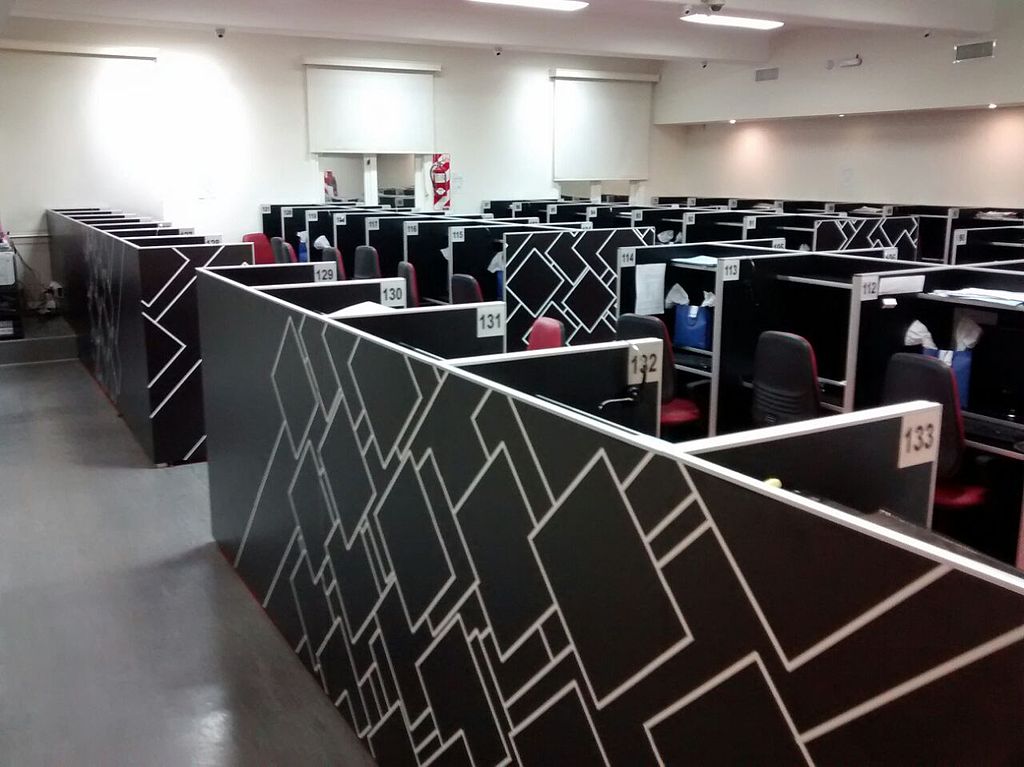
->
306 66 435 154
553 77 652 181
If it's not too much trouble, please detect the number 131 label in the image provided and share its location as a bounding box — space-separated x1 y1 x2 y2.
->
476 307 504 338
898 410 939 469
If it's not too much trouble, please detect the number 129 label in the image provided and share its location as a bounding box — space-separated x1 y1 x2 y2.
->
898 410 939 469
476 307 504 338
314 262 338 282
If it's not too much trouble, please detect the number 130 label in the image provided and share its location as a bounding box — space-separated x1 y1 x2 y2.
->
476 307 504 338
898 410 939 468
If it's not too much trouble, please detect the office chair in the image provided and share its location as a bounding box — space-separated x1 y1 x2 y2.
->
527 317 565 351
270 236 287 264
451 274 484 304
242 233 274 265
882 353 987 511
282 242 298 263
321 246 346 280
616 314 701 429
397 261 419 307
353 246 381 279
751 331 821 428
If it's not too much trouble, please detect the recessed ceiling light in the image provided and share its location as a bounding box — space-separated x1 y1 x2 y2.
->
838 114 846 118
682 14 784 30
988 103 998 109
469 0 589 10
729 119 737 124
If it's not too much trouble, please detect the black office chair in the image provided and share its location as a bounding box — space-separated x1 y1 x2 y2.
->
319 246 346 280
451 274 483 304
616 314 701 430
353 246 381 279
270 236 287 264
751 331 820 427
881 353 986 511
397 262 419 307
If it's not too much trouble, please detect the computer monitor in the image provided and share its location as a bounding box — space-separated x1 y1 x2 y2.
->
968 326 1024 421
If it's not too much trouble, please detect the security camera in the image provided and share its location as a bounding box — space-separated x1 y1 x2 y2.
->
494 46 503 56
922 30 932 38
681 4 696 15
215 27 226 39
702 0 726 11
700 60 709 70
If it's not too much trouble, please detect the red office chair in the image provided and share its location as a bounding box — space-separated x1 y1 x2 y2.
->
397 262 419 307
322 246 346 280
451 274 484 304
243 233 274 265
751 331 821 428
616 314 701 429
882 353 987 511
527 318 566 351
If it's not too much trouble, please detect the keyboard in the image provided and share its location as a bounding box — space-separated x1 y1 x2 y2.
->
962 412 1024 449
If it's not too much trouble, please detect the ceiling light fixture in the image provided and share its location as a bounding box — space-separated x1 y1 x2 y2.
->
988 103 998 109
682 14 784 30
468 0 589 11
729 119 737 124
838 114 846 117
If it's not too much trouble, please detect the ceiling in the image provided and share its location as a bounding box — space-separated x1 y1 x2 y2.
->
2 0 998 62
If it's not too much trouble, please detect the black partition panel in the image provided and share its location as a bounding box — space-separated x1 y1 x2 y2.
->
47 210 253 464
198 267 1024 766
126 235 211 248
953 226 1024 265
814 216 920 261
404 219 469 302
333 211 396 278
369 216 440 278
212 263 318 286
259 279 405 314
504 227 655 351
452 224 546 302
338 305 505 359
261 203 319 240
107 228 185 238
456 345 660 436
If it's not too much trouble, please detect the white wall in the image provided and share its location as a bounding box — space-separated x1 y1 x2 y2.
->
0 17 659 249
668 107 1024 207
656 1 1024 125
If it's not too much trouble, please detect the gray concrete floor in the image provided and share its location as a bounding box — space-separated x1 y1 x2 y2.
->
0 361 375 766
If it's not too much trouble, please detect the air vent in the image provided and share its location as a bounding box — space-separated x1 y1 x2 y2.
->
954 40 995 63
755 67 780 82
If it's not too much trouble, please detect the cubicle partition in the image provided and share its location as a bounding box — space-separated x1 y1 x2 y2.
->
813 216 920 261
257 279 408 315
368 215 447 279
46 209 253 464
503 227 655 350
196 263 1024 765
449 222 547 302
951 225 1024 265
403 218 475 303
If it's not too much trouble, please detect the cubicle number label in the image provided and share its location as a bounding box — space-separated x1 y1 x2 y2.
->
548 205 559 216
860 276 880 301
627 347 661 386
883 206 895 216
619 248 637 268
632 210 643 223
368 218 380 231
405 222 419 236
954 230 967 246
898 411 939 468
580 222 594 230
721 259 740 282
686 198 696 207
685 213 696 226
380 282 405 307
335 214 347 225
451 228 465 243
728 199 739 209
512 203 523 212
283 208 293 218
260 205 271 214
476 307 505 338
313 262 338 282
587 207 598 219
180 228 195 235
772 239 786 249
883 248 899 260
205 236 222 245
483 213 494 219
743 216 757 230
307 210 319 222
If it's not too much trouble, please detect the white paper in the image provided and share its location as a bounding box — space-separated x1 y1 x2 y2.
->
879 275 925 295
671 256 717 267
328 301 394 318
635 263 666 315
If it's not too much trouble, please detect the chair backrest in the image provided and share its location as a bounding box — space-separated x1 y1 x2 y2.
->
527 317 566 351
243 233 274 265
270 236 287 264
397 261 419 308
354 246 381 279
283 242 298 263
882 352 964 479
322 247 345 280
616 313 675 402
751 331 821 427
451 274 483 305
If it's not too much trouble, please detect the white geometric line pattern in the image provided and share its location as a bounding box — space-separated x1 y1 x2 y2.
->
218 303 1024 766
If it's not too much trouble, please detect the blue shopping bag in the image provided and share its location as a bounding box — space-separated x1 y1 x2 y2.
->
674 304 712 350
923 348 972 409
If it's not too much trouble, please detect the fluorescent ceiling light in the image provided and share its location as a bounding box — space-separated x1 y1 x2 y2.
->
681 14 784 30
988 103 998 109
469 0 589 10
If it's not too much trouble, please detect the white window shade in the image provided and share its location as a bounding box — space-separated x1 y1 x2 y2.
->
305 65 436 154
553 76 653 181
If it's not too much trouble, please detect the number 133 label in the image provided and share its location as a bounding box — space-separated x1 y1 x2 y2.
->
898 410 939 469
